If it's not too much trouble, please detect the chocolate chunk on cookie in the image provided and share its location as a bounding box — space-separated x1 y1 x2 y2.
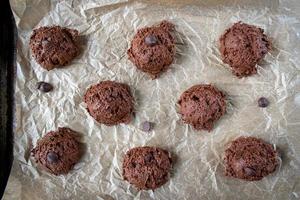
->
123 146 172 190
31 127 82 175
178 84 226 131
219 22 271 77
224 137 279 181
127 21 176 79
84 81 134 126
30 26 79 70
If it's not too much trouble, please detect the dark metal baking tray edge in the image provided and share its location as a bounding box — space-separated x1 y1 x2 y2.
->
0 0 16 198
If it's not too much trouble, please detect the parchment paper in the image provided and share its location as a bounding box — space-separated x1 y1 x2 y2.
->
5 0 300 199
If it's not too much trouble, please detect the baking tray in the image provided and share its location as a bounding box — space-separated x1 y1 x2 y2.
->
5 0 300 199
0 0 15 198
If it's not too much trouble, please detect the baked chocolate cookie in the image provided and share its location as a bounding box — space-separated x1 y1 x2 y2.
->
219 22 271 77
224 137 279 181
31 127 82 175
84 81 134 126
30 26 79 70
127 21 176 79
178 84 226 131
123 146 172 190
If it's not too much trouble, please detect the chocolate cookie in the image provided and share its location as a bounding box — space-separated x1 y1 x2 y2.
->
123 146 172 190
30 26 79 70
219 22 271 77
84 81 134 126
127 21 176 79
224 137 279 181
31 127 82 175
178 84 226 131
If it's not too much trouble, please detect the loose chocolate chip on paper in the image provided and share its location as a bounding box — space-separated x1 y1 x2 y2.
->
140 121 154 132
258 97 269 108
37 81 53 93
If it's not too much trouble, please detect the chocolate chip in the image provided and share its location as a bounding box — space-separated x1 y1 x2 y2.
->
192 95 199 101
131 162 141 168
244 167 256 176
131 162 136 168
145 35 158 46
51 58 59 65
144 153 154 163
140 121 154 132
42 40 49 46
37 82 53 93
258 97 269 108
136 163 141 168
47 152 59 163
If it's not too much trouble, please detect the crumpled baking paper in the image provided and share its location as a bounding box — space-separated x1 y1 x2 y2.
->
5 0 300 199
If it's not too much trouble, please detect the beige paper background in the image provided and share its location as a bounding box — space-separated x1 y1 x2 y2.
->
5 0 300 199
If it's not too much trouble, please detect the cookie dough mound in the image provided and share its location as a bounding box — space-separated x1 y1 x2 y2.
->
127 21 176 79
30 26 79 70
84 81 134 126
123 146 172 190
219 22 271 77
224 137 279 181
178 84 226 131
31 127 81 175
